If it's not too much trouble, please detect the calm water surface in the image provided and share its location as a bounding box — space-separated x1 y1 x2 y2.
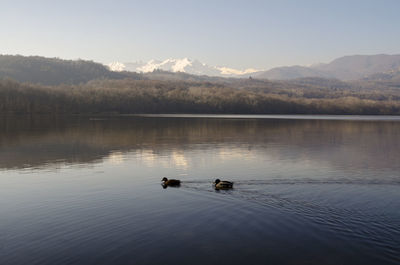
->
0 115 399 265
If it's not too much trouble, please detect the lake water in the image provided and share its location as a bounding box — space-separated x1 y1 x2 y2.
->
0 115 399 265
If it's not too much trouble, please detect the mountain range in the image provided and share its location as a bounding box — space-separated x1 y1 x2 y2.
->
1 54 400 86
108 58 261 78
109 54 400 81
2 53 400 115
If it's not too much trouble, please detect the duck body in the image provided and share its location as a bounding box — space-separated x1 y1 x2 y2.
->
214 179 233 190
162 177 181 188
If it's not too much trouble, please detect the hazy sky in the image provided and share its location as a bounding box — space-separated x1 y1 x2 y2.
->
2 0 400 70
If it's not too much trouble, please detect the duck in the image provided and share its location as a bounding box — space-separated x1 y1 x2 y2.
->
161 177 181 188
214 179 233 190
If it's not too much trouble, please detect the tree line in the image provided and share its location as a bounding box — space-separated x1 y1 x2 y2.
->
1 78 400 115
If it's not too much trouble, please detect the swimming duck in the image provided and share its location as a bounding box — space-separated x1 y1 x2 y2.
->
162 177 181 188
214 179 233 190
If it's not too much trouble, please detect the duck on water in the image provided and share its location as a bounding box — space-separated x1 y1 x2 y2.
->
214 179 233 190
161 178 234 190
162 177 181 188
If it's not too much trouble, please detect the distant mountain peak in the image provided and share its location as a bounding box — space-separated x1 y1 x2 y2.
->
252 54 400 80
108 54 400 80
108 62 126 72
107 58 262 77
217 67 260 75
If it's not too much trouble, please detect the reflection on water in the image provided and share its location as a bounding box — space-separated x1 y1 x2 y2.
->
1 115 400 173
0 115 399 265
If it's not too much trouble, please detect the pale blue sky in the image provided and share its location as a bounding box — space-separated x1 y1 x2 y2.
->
1 0 400 70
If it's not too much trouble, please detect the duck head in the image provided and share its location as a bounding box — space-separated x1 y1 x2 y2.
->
214 179 221 184
162 177 168 182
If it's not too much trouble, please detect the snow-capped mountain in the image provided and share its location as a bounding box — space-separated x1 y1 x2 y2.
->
107 58 261 77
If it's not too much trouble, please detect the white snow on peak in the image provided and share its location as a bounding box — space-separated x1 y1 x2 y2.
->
137 60 159 72
217 67 260 75
107 58 263 77
171 58 192 72
108 62 126 72
136 58 193 73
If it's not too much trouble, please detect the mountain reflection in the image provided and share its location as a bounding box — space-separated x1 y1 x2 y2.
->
1 115 399 173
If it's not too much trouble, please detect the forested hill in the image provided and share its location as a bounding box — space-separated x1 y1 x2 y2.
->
0 55 142 85
1 54 400 115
